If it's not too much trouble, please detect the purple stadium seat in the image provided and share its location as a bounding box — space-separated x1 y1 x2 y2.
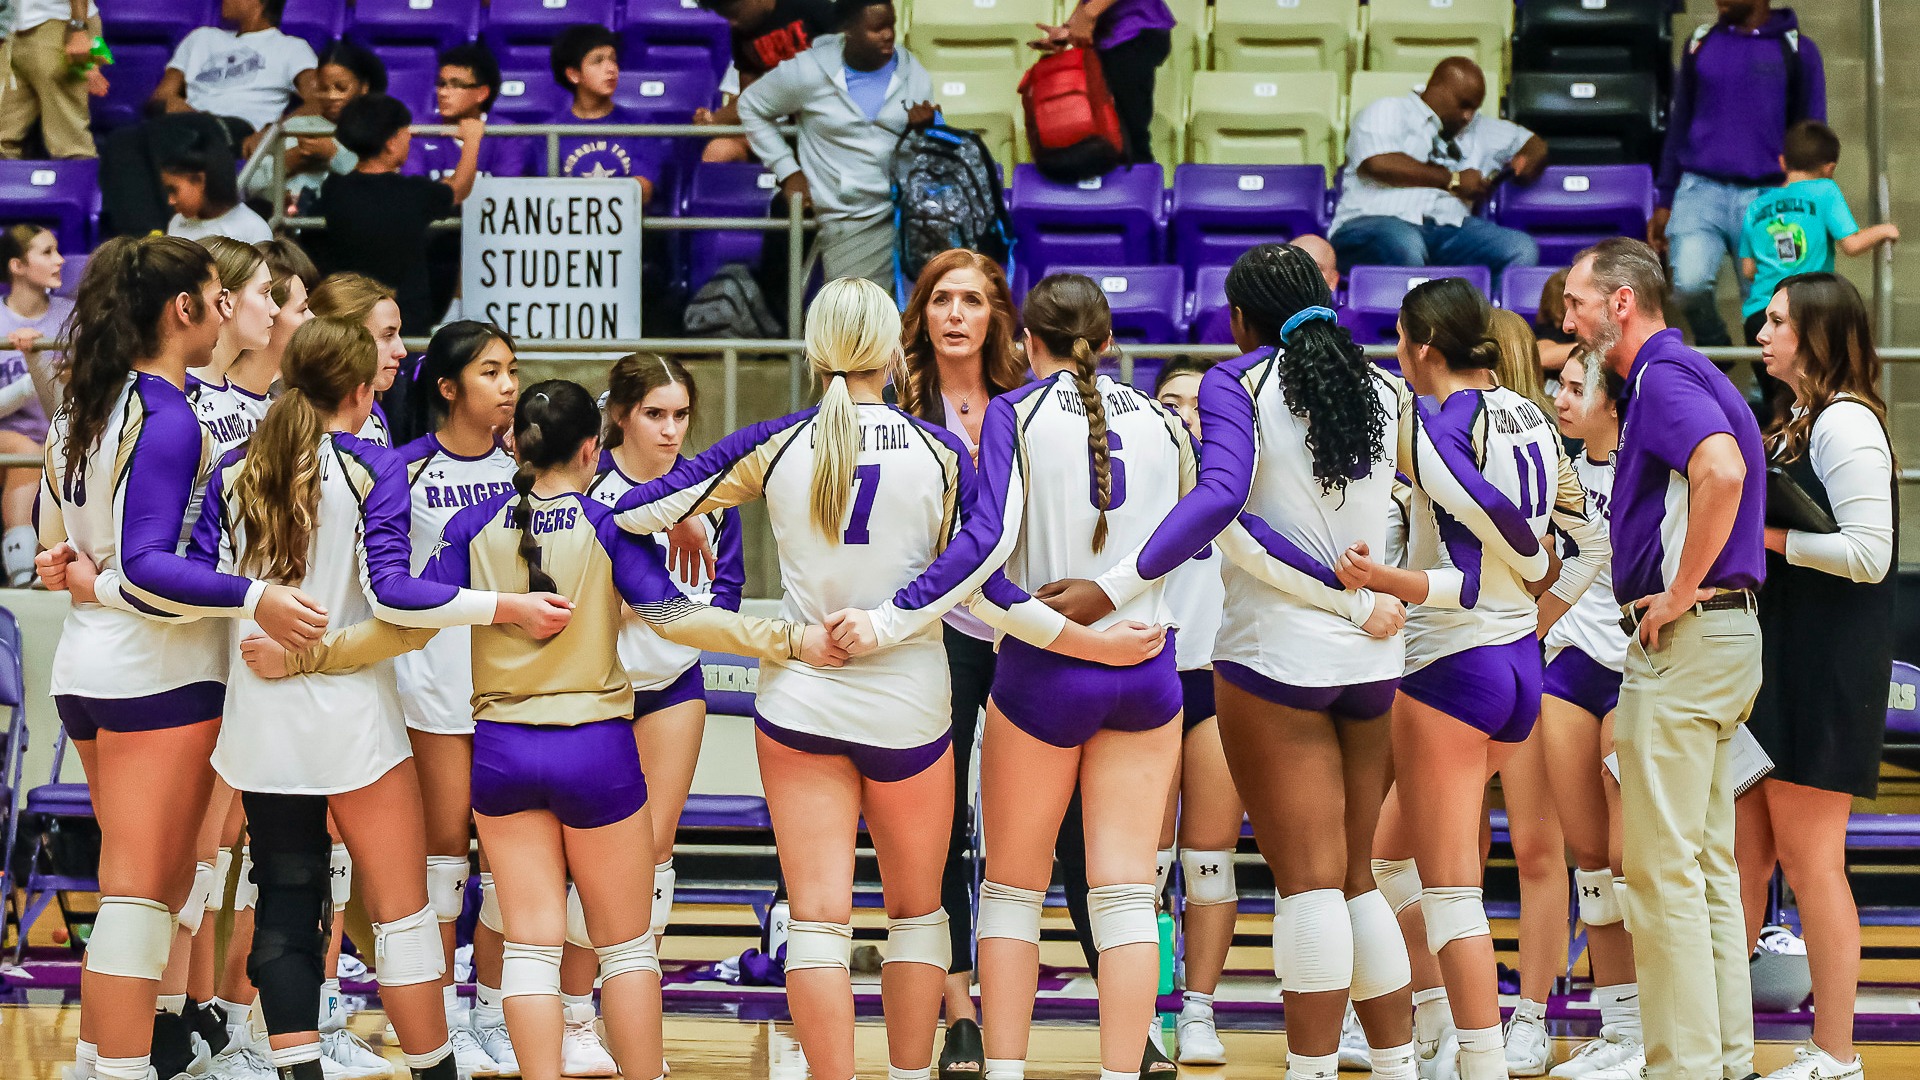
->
91 44 171 134
620 0 733 81
0 161 97 254
347 0 482 54
1491 165 1655 267
1169 164 1328 284
280 0 348 56
53 254 88 298
489 66 572 126
1011 165 1165 282
1496 265 1569 326
97 0 215 48
614 58 721 122
1344 265 1493 345
1189 265 1233 345
486 0 622 66
385 63 439 119
684 162 777 292
1050 265 1187 346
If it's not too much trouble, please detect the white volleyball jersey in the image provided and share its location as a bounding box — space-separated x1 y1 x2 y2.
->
1164 546 1222 671
39 372 259 699
390 434 518 735
183 374 259 544
231 381 273 428
358 402 390 447
1402 386 1607 672
587 453 744 694
614 403 970 748
1544 450 1625 673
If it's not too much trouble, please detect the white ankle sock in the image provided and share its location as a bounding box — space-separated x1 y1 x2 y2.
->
1181 990 1215 1019
4 524 37 581
1595 982 1640 1035
475 983 503 1010
888 1069 932 1080
983 1058 1025 1080
93 1056 150 1080
157 994 187 1015
1098 1070 1135 1080
1511 997 1546 1024
1412 987 1453 1045
1286 1049 1339 1079
1455 1024 1506 1080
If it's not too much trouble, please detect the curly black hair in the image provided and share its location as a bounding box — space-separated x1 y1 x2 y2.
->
1223 243 1386 494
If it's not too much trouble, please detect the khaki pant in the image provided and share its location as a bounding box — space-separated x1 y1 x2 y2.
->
1616 603 1761 1080
815 212 896 291
0 17 100 160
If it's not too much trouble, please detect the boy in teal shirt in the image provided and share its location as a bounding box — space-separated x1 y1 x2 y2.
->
1738 120 1898 343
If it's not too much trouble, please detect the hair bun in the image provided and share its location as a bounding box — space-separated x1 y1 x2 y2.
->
1468 336 1505 371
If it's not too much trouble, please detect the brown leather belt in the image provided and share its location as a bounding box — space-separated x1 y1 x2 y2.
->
1617 589 1755 635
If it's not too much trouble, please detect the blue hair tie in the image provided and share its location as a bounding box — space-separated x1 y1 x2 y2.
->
1279 305 1338 343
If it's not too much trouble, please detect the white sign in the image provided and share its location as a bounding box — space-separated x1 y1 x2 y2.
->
463 177 643 341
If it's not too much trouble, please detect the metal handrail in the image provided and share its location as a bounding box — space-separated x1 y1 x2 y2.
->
1862 0 1893 350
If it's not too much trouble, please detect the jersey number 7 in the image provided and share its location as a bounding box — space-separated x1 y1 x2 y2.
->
843 463 882 545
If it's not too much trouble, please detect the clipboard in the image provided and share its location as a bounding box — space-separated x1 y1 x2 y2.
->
1605 724 1774 797
1766 466 1838 534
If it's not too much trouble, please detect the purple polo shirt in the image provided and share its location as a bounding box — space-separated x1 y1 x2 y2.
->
1084 0 1175 51
1611 328 1767 602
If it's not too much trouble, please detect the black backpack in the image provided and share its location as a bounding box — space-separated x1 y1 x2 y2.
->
684 263 782 339
889 123 1015 301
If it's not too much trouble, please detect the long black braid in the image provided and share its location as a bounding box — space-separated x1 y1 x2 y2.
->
1224 243 1387 493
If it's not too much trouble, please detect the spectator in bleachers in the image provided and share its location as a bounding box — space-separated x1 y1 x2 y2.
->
0 0 103 159
319 93 482 337
161 145 275 244
257 38 387 215
0 223 65 586
408 43 533 181
549 23 669 205
1288 233 1340 294
1653 0 1824 348
1533 267 1575 393
739 0 934 289
1327 57 1547 283
694 0 839 164
1030 0 1174 166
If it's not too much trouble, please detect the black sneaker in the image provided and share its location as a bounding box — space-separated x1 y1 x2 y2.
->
151 1009 207 1080
939 1018 983 1080
189 999 231 1058
1139 1032 1177 1078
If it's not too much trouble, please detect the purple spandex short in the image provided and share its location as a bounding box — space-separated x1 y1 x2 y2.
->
990 630 1182 749
471 718 649 829
1543 645 1623 720
1214 661 1400 720
1180 668 1217 731
753 714 952 783
632 663 705 719
1399 636 1544 743
55 681 226 741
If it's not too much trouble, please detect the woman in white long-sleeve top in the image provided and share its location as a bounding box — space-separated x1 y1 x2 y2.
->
1738 272 1895 1080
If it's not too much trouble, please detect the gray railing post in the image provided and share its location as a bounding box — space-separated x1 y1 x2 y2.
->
787 190 807 410
1863 0 1893 347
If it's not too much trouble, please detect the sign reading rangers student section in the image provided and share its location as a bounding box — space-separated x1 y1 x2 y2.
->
462 176 643 341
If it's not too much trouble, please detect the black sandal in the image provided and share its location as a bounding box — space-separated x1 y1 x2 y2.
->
939 1017 984 1079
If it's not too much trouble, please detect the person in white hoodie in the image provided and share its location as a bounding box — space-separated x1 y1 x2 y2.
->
737 0 936 289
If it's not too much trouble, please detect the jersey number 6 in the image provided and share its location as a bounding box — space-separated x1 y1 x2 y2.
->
1090 431 1128 511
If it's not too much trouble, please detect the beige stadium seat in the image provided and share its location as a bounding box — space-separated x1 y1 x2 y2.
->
1365 0 1507 84
1187 70 1343 174
904 0 1057 71
1210 0 1360 74
1348 69 1428 122
929 68 1025 169
1162 0 1208 73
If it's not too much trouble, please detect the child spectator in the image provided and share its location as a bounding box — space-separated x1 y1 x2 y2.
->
694 0 839 163
161 146 275 243
0 224 67 584
319 93 482 336
0 0 104 159
1031 0 1175 165
407 43 533 181
1738 120 1899 344
548 23 669 205
1532 267 1575 392
253 38 387 214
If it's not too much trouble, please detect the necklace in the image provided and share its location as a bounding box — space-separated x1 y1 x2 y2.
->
957 391 972 415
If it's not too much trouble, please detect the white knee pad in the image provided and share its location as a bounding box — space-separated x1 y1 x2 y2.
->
1347 890 1412 1002
565 883 593 949
1575 868 1623 927
1276 889 1353 994
374 905 446 987
976 881 1045 944
499 941 563 999
651 859 677 938
1086 883 1159 953
425 856 468 923
883 909 952 970
1613 876 1633 935
208 848 235 913
1371 858 1422 915
233 848 258 911
596 932 662 982
1180 850 1237 907
783 920 853 972
1421 886 1490 954
178 861 216 935
328 844 352 909
84 896 176 980
477 872 502 934
1154 849 1175 903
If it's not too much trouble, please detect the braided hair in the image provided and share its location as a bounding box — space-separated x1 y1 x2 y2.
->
1224 243 1386 494
1024 273 1118 552
510 380 600 593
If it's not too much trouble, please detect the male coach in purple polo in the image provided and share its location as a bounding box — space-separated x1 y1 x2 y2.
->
1562 237 1768 1080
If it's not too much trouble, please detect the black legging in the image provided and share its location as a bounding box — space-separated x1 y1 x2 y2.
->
941 624 996 974
1099 29 1172 166
239 791 334 1037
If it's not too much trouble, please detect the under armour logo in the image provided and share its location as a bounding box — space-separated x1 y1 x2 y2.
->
428 469 446 480
1197 865 1220 876
1581 885 1602 898
328 866 348 879
654 887 665 900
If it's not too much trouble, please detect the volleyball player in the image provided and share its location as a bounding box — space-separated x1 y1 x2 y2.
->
34 235 329 1080
244 379 843 1080
231 239 319 424
308 273 407 446
1337 278 1606 1080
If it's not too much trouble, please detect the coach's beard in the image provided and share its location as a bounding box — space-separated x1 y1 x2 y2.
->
1580 313 1624 376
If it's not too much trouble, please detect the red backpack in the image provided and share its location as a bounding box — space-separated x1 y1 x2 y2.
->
1019 46 1128 183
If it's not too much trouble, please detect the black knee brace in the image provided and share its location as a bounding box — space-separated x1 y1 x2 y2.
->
246 847 333 1036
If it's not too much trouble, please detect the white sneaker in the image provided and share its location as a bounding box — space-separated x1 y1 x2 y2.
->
559 1010 618 1078
321 1030 393 1080
449 1024 502 1078
1338 1003 1372 1071
1584 1045 1646 1080
470 1013 519 1079
1549 1026 1643 1079
205 1046 275 1080
1418 1029 1460 1080
1756 925 1809 957
1176 1011 1226 1066
1505 1010 1553 1077
1762 1044 1864 1080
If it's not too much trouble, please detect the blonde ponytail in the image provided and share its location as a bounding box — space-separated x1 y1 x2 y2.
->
803 277 901 541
